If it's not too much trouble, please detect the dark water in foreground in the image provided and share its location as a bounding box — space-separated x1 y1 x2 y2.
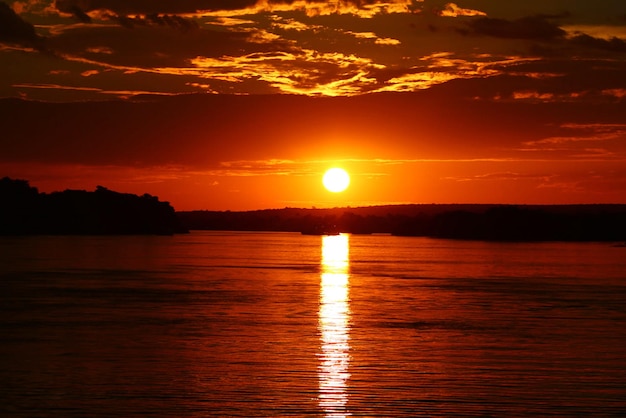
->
1 232 625 417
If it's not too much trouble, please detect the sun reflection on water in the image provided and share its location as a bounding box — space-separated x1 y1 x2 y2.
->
319 234 351 417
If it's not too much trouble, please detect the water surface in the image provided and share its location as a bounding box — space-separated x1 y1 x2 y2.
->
1 232 625 416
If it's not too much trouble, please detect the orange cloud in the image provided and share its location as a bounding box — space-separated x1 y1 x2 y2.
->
527 124 626 145
251 0 417 18
512 91 555 101
175 0 420 19
210 16 256 27
439 3 486 18
372 52 517 93
191 49 383 95
85 46 114 54
348 31 401 45
12 82 179 98
271 16 320 32
603 89 626 99
444 172 554 182
563 25 626 41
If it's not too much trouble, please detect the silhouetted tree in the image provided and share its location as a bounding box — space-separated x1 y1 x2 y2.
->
0 177 187 235
0 177 40 234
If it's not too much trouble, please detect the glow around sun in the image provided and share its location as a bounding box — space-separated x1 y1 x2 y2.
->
323 168 350 193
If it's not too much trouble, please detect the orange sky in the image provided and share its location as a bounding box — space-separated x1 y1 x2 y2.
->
1 1 626 210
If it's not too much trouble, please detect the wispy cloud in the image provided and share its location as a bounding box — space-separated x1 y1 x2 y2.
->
191 48 383 95
213 157 550 179
346 31 401 45
536 170 626 197
526 123 626 145
12 82 180 97
444 171 555 183
462 15 566 40
438 3 486 18
563 24 626 40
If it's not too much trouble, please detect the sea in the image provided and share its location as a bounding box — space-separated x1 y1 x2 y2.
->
1 231 625 417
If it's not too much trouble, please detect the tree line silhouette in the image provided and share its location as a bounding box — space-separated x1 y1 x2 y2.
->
393 205 626 241
0 177 187 235
3 177 625 240
179 204 626 241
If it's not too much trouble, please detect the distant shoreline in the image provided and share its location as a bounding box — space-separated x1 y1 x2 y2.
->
3 177 625 240
177 203 626 242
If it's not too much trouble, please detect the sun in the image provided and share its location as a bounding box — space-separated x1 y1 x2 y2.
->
323 168 350 193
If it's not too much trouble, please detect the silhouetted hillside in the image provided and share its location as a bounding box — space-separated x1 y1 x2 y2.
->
178 204 626 242
0 177 187 235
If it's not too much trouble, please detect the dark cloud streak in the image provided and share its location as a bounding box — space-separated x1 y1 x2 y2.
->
459 13 626 56
48 24 290 69
110 13 199 32
69 5 92 23
461 15 566 40
54 0 257 15
570 33 626 53
0 2 46 51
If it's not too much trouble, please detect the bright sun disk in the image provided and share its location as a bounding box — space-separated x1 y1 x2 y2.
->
323 168 350 193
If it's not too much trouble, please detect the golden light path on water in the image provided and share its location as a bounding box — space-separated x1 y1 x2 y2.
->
319 234 351 417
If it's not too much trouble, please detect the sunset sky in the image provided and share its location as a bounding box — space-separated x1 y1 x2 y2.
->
1 0 625 210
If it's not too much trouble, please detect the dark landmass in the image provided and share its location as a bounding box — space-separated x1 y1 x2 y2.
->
3 177 625 240
178 204 626 242
0 177 187 235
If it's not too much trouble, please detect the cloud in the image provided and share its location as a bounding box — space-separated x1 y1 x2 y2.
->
255 0 416 18
47 23 280 71
213 16 257 27
190 48 383 95
112 13 200 32
54 1 209 31
210 156 523 178
438 3 485 18
568 33 626 53
453 56 626 103
603 89 626 99
563 24 626 41
536 169 626 197
53 0 417 19
444 168 626 201
12 82 180 98
0 1 46 50
53 0 258 16
526 123 626 146
461 15 566 40
346 30 400 45
444 172 553 182
4 1 622 101
67 4 92 23
459 13 626 55
215 159 308 177
518 123 626 161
